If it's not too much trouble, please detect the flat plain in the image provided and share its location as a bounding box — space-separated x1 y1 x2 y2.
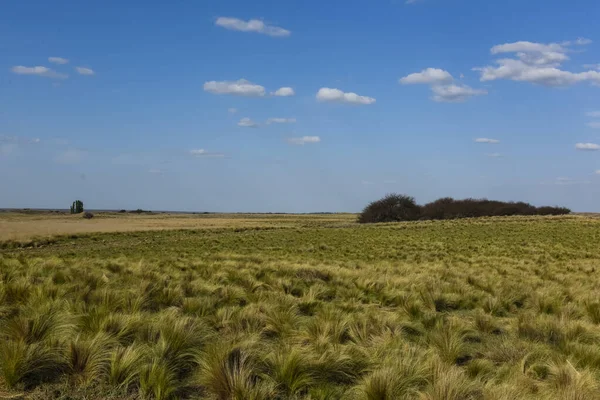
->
2 212 600 399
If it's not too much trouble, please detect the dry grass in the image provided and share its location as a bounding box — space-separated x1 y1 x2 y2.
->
0 211 355 241
1 214 600 399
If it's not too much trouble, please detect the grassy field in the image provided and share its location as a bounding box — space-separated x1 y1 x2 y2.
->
0 211 355 242
2 213 600 399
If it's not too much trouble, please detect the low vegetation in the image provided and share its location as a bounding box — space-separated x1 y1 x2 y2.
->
1 214 599 399
359 193 570 223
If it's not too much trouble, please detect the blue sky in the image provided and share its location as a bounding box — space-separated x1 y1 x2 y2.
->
1 0 600 212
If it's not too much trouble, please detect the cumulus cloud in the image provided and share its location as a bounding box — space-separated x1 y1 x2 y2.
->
238 117 259 128
316 88 376 105
215 17 290 37
475 39 600 87
596 170 600 175
583 64 600 71
431 84 487 102
585 111 600 117
476 60 600 86
228 108 238 114
272 87 295 96
48 57 69 65
266 118 296 124
75 67 95 76
11 66 68 79
204 79 266 97
587 122 600 129
400 68 453 85
287 136 321 145
575 143 600 151
475 138 500 144
491 41 566 55
400 68 486 102
189 149 225 157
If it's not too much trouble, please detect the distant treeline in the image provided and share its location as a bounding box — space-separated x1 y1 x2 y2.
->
358 194 571 223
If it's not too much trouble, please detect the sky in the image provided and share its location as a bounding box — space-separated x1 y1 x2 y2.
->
1 0 600 212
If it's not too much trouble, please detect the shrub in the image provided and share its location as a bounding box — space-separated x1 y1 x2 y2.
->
358 194 571 223
537 206 571 216
357 194 421 223
82 212 94 219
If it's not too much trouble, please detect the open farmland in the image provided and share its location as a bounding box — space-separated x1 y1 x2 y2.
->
2 213 600 399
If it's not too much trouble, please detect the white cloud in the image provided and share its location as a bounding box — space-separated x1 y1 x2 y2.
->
215 17 290 37
399 68 453 85
585 111 600 117
587 121 600 129
486 153 503 158
583 64 600 71
400 68 486 102
148 169 163 175
595 170 600 175
238 117 259 128
75 67 95 76
287 136 321 145
476 59 600 86
475 138 500 144
189 149 225 158
266 117 296 124
272 87 295 97
575 37 593 46
316 88 376 105
575 143 600 151
228 108 238 114
11 66 67 79
204 79 266 97
491 41 566 55
55 149 85 164
476 39 600 87
1 135 41 145
48 57 69 65
431 84 487 102
515 51 569 66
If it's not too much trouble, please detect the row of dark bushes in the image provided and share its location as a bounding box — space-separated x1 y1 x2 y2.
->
358 194 571 223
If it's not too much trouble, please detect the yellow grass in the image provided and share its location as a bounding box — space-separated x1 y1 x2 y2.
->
0 211 355 241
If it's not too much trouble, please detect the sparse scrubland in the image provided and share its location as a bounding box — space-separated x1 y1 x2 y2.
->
1 213 600 399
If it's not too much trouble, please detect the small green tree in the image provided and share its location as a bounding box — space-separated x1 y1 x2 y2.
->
70 200 84 214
